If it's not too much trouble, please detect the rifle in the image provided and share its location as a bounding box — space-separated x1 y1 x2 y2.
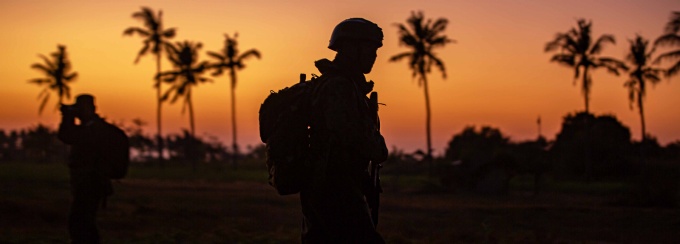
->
367 91 383 227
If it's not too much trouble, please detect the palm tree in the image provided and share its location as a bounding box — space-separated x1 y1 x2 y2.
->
159 41 211 170
123 6 176 164
159 41 211 139
625 35 663 142
389 11 453 175
29 45 78 114
654 11 680 77
545 19 628 114
545 19 627 181
207 33 261 169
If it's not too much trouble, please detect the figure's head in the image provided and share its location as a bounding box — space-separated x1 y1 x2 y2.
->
72 94 96 119
329 18 383 74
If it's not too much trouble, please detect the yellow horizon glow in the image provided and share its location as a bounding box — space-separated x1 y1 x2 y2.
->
2 0 680 154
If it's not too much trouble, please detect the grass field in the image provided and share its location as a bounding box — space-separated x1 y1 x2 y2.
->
1 162 679 243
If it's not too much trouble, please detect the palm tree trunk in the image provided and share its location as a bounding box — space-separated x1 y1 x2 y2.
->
638 82 647 168
582 68 590 114
188 93 196 172
582 68 592 182
421 72 433 176
230 68 238 169
638 90 646 142
156 53 164 167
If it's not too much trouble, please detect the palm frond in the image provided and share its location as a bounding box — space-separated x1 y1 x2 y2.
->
134 41 151 63
654 50 680 64
427 18 448 40
653 33 680 47
163 28 176 38
544 36 563 52
38 92 50 114
389 52 412 62
596 57 628 75
589 34 615 55
207 51 225 61
160 89 172 102
30 63 53 76
238 49 261 61
123 27 150 37
430 36 452 47
667 61 680 77
28 78 50 85
663 11 680 34
394 23 415 45
64 72 78 81
399 34 418 47
550 54 576 67
643 71 662 84
63 85 71 100
426 52 447 78
37 54 56 70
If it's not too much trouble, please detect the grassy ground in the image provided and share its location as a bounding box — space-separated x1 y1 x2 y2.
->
1 162 679 243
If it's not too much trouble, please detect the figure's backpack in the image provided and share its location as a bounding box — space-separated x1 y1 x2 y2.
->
99 121 131 179
259 74 321 195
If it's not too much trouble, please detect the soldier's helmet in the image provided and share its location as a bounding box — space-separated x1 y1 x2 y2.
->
328 18 383 51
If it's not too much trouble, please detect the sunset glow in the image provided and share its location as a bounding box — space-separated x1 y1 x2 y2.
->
2 0 679 154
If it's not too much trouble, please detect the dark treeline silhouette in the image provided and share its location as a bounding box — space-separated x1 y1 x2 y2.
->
378 111 680 206
0 123 267 167
0 125 68 163
543 13 680 182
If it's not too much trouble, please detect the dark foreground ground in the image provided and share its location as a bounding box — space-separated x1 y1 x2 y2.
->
1 162 679 243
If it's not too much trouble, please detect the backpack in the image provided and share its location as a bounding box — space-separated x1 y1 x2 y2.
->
99 121 130 179
259 73 321 195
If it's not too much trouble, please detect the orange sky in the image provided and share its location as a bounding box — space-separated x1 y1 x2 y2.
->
1 0 679 154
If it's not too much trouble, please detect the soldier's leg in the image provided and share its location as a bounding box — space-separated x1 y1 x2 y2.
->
69 174 102 244
303 185 384 243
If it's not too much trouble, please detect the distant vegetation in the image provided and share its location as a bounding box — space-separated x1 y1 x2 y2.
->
3 110 678 206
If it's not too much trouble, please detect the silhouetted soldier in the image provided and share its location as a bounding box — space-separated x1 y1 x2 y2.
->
301 18 388 243
57 94 121 244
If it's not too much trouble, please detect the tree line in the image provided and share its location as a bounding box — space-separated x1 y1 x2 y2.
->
0 121 263 165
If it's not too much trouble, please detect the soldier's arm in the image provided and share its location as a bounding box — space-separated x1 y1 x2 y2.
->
57 115 87 145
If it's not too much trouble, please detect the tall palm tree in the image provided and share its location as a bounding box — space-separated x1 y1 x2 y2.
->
625 35 663 142
545 19 628 114
159 41 211 139
389 11 453 175
29 45 78 114
207 33 261 168
123 6 176 164
654 11 680 77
